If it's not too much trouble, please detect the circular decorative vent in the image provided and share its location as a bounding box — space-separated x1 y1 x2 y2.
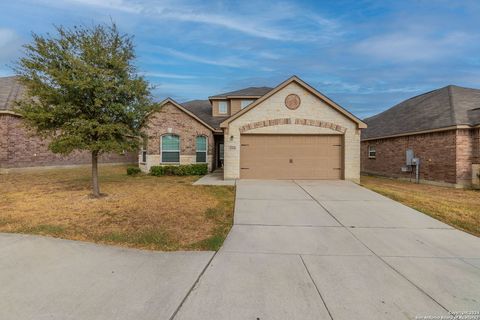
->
285 94 301 110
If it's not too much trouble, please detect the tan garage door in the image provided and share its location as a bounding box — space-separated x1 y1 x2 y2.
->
240 134 343 180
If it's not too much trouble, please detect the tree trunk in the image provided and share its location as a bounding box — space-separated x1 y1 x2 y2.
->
91 150 100 197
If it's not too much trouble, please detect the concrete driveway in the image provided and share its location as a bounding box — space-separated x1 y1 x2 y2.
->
175 180 480 320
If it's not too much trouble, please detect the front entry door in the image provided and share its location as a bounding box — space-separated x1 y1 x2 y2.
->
218 143 224 168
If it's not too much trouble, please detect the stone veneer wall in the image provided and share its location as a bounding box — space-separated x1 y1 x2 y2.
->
139 102 214 173
223 81 361 182
456 129 474 186
0 114 136 169
472 128 480 186
361 129 479 187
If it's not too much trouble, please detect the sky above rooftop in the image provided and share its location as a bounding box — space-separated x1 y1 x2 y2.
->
1 0 479 118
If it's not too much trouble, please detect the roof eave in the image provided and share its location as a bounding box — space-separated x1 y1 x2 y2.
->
0 110 22 117
361 124 476 141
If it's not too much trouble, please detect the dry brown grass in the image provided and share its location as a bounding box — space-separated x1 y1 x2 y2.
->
361 175 480 236
0 165 235 251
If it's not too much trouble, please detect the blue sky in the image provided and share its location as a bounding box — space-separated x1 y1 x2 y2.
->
1 0 480 118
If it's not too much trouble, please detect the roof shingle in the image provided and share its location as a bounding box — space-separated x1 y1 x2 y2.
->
362 85 480 140
209 86 273 99
0 76 24 111
181 100 228 130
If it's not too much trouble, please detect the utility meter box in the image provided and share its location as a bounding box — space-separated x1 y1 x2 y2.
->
406 149 414 166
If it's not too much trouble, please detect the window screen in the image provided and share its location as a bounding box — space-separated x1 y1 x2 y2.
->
368 145 376 159
240 99 254 109
196 136 207 163
162 134 180 162
218 101 228 114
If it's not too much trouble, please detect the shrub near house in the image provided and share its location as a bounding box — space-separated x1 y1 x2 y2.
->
150 164 208 176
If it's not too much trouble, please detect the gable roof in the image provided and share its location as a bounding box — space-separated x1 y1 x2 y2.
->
0 76 24 114
181 99 229 130
146 98 218 132
209 87 273 99
362 85 480 140
220 75 367 129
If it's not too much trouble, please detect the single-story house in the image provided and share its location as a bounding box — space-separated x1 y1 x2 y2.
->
361 85 480 188
140 75 367 181
0 76 136 170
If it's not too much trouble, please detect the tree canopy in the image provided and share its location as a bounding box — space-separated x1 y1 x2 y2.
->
15 23 152 196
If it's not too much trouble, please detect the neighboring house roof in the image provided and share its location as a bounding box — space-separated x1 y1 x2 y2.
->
362 85 480 140
209 87 273 99
220 75 367 129
0 76 24 115
181 99 229 130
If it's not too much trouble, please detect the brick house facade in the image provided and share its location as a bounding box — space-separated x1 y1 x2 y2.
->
361 85 480 188
0 113 136 169
0 76 137 170
141 76 366 181
361 129 480 187
139 102 215 173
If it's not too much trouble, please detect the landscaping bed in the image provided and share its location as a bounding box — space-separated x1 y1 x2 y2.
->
361 175 480 236
0 165 235 251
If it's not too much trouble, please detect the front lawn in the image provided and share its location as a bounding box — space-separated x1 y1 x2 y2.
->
0 165 235 251
361 175 480 237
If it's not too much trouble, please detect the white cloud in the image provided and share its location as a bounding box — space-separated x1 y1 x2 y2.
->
258 51 282 60
156 47 249 68
40 0 142 13
40 0 341 42
141 71 197 79
354 31 474 62
151 82 220 101
158 10 288 41
0 28 19 48
0 28 22 67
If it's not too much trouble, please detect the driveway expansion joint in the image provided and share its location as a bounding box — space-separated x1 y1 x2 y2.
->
169 251 217 320
299 254 334 320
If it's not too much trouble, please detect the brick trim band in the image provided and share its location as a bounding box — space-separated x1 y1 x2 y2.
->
238 118 347 133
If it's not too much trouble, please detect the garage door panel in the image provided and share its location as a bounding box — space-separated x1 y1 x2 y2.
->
240 134 343 180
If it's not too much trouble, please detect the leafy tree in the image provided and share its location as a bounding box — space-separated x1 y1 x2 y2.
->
15 23 151 197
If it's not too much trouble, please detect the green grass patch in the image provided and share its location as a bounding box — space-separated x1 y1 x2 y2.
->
188 185 235 251
0 216 15 226
19 224 66 236
96 229 175 250
189 233 225 251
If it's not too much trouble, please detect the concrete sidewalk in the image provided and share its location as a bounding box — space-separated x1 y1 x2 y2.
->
174 180 480 320
192 170 235 186
0 234 213 320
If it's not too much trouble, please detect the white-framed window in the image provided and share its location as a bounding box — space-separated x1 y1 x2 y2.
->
161 134 180 163
368 145 376 159
196 136 207 163
240 99 255 109
141 138 148 163
218 101 228 114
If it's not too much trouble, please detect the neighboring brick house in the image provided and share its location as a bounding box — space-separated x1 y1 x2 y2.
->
361 85 480 188
0 76 136 170
141 75 367 182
